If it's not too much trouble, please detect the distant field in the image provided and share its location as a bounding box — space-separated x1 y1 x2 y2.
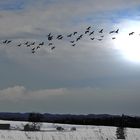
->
0 120 140 140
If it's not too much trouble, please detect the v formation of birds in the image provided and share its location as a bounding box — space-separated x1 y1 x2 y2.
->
0 26 137 54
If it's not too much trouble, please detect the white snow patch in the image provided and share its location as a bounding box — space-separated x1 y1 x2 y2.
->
0 120 139 140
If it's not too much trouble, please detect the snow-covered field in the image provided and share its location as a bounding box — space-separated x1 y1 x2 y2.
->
0 120 140 140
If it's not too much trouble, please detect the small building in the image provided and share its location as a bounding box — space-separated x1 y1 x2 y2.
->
0 124 10 130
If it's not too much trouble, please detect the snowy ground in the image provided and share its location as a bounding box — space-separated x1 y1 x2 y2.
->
0 120 140 140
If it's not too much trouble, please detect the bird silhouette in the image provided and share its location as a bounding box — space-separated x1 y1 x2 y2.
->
67 34 72 37
77 36 83 41
89 31 94 36
47 33 53 41
3 40 7 44
112 37 116 40
109 30 115 34
17 43 22 47
48 36 53 41
73 32 77 35
85 30 89 34
51 46 55 50
86 26 91 30
129 32 134 35
36 46 40 49
58 36 63 40
24 41 29 45
99 29 103 33
76 38 80 41
115 29 119 33
56 35 63 40
27 44 30 47
7 40 12 44
76 35 83 42
31 47 35 51
30 42 35 45
90 37 95 40
39 42 44 46
79 34 83 38
70 41 75 43
72 44 76 46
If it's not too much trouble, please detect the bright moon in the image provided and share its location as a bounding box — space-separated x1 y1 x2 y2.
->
113 24 140 63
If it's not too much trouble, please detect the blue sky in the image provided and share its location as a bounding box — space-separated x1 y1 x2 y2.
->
0 0 29 11
0 0 140 115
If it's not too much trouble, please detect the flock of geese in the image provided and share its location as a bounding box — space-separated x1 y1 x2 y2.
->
0 26 137 54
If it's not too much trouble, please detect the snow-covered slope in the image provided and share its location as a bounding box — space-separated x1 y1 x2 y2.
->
0 120 140 140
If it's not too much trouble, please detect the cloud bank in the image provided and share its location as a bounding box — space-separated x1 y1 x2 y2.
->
0 84 139 115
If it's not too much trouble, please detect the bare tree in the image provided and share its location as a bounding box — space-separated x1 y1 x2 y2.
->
24 113 43 131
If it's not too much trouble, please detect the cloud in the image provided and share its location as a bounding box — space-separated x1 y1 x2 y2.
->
0 86 65 102
0 85 140 114
0 0 140 39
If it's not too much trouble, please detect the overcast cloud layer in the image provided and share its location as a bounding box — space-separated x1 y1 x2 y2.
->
0 0 140 115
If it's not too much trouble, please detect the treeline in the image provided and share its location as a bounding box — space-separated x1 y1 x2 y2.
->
0 112 140 128
42 114 140 128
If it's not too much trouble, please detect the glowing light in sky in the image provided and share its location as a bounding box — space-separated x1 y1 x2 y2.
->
113 22 140 63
